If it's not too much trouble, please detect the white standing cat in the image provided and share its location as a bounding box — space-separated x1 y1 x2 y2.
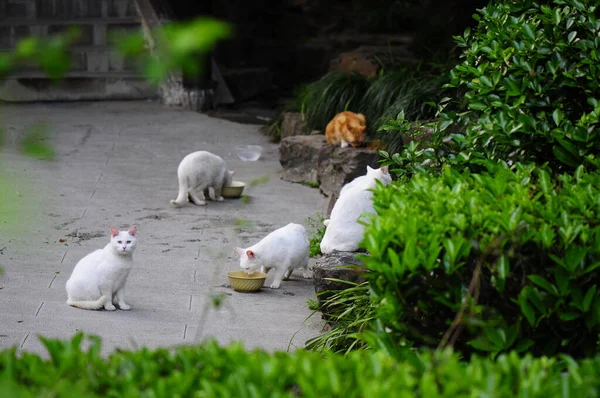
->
66 225 138 311
320 166 392 253
170 151 234 207
236 223 310 289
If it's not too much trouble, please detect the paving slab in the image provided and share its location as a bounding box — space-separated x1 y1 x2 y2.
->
0 101 328 356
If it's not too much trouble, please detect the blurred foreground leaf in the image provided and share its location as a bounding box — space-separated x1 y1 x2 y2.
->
20 123 55 160
112 17 231 85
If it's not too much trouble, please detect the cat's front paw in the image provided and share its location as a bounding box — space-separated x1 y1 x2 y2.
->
216 196 224 202
269 282 281 289
119 303 131 311
303 272 311 279
104 304 117 311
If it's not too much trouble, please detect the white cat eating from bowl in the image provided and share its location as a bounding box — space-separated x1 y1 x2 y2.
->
236 223 310 289
170 151 235 207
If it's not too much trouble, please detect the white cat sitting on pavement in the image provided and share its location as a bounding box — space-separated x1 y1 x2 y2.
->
170 151 234 207
320 166 392 253
236 223 310 289
66 225 137 311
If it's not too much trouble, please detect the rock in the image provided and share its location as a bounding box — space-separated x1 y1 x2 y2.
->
280 112 308 138
279 135 381 196
318 146 380 197
279 135 333 184
330 51 380 78
313 251 368 319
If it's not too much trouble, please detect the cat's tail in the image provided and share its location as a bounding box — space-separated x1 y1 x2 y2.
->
170 175 189 207
67 295 106 310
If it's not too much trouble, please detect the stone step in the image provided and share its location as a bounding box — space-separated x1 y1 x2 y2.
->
0 17 140 26
0 74 155 101
1 71 142 79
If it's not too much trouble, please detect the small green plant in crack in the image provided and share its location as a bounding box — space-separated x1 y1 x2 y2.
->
234 218 253 233
307 298 320 311
299 180 320 189
305 213 326 257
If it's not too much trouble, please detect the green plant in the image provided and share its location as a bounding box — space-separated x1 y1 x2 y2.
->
305 213 326 257
301 72 370 132
299 180 320 189
402 0 600 174
306 281 381 355
307 298 320 311
361 163 600 358
2 333 600 397
360 67 453 156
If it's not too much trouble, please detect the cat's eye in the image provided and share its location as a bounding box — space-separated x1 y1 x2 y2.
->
126 240 131 244
117 241 122 244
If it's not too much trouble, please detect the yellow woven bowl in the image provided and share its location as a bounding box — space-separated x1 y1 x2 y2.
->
227 270 267 292
222 181 246 198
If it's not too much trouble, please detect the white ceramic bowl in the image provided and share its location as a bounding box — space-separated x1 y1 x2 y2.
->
221 181 246 198
235 145 263 161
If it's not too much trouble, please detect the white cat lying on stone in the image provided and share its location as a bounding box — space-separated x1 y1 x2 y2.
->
66 225 137 311
236 223 310 289
320 166 392 254
170 151 234 207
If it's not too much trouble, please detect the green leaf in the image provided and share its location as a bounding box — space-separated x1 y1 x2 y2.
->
469 102 488 111
552 109 563 126
479 76 493 88
519 288 536 326
564 246 589 271
558 312 580 321
553 145 580 168
528 275 559 296
583 285 597 312
514 338 534 353
468 336 496 352
568 31 577 44
523 24 536 40
497 255 509 280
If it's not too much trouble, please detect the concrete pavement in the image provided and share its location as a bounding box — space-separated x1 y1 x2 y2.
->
0 101 328 355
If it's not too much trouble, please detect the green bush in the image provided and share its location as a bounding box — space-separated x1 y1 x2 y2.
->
401 0 600 173
361 163 600 358
2 333 600 396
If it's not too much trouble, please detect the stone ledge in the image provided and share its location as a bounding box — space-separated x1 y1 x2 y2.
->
313 251 368 319
279 134 380 198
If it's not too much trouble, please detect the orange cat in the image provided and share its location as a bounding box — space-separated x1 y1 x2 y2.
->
325 111 366 148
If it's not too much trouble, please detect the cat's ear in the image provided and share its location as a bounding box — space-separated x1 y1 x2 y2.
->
366 165 374 173
110 226 119 237
337 114 346 123
381 166 389 174
235 247 245 257
246 250 255 259
128 225 137 237
357 113 366 122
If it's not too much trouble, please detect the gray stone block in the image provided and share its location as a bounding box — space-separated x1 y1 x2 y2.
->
313 251 368 318
279 135 332 184
317 146 379 197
